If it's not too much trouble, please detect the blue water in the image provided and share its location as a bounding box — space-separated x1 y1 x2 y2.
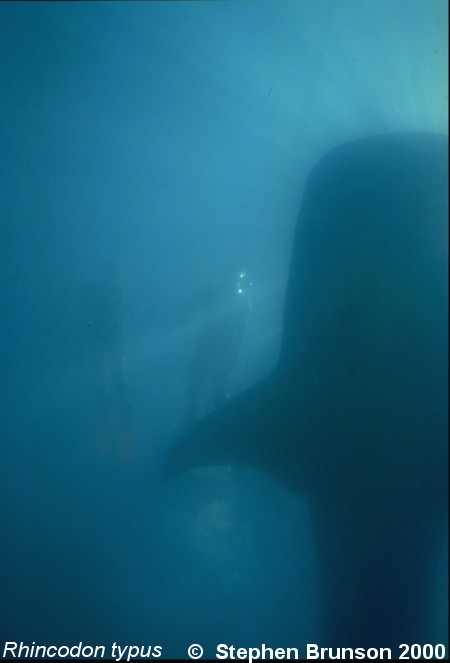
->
1 1 447 660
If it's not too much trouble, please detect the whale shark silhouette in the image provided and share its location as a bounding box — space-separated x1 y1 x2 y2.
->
163 133 448 649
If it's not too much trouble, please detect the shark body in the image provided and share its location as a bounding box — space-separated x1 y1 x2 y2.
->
164 133 448 649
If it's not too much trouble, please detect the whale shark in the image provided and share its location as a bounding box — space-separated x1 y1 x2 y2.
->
163 133 448 649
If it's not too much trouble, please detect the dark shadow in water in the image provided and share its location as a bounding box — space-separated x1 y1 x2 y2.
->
164 132 448 650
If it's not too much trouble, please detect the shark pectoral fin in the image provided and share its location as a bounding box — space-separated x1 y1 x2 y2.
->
162 370 306 493
161 406 241 481
162 376 273 478
161 373 276 479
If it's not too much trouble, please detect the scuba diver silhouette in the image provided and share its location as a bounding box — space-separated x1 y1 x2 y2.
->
184 272 251 424
84 264 134 460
